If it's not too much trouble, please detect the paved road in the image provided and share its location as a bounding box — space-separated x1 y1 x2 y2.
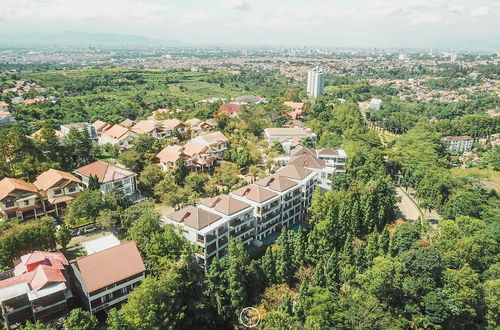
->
395 187 421 221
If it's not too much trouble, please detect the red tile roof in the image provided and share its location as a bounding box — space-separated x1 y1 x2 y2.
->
74 161 135 183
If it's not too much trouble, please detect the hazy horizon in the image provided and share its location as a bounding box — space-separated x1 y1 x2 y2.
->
0 0 499 49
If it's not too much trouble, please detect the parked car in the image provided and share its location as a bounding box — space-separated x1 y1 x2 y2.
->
82 225 98 234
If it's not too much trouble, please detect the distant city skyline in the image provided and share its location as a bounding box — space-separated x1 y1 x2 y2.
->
0 0 499 49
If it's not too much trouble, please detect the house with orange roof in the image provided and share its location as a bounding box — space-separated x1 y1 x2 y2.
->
0 251 71 328
70 241 145 314
33 169 82 217
91 120 112 135
0 178 44 221
156 145 186 171
184 118 214 132
74 161 139 197
283 101 305 120
97 124 137 149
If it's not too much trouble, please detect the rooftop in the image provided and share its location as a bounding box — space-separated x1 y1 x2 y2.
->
201 195 251 216
74 161 136 183
168 206 222 230
74 241 145 293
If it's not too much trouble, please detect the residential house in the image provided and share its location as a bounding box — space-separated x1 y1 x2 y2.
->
0 101 8 111
91 120 112 136
191 131 229 159
60 123 98 140
98 125 137 149
182 141 217 172
33 169 82 218
74 161 139 197
184 118 214 132
163 119 188 138
29 129 66 144
70 241 145 314
131 120 171 139
156 145 186 171
0 252 71 329
0 112 15 125
283 101 305 120
119 119 135 128
0 178 44 221
443 136 473 152
219 104 241 117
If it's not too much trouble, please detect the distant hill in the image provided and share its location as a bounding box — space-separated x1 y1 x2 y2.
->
0 31 180 46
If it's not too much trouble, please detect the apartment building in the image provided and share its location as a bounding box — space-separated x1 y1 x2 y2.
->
74 161 139 197
163 163 318 268
0 252 71 329
443 136 473 152
0 178 44 221
70 241 145 314
307 66 324 98
33 169 82 217
165 196 255 267
289 146 346 191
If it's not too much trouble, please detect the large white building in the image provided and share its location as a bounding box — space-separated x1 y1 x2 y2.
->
307 66 325 98
162 163 318 268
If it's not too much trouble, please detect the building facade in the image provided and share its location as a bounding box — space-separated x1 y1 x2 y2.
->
443 136 473 152
74 161 139 197
163 163 318 269
70 241 145 314
307 66 325 98
0 252 71 329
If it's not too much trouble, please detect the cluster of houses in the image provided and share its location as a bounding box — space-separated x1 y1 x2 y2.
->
0 160 140 222
0 239 145 329
2 81 56 106
156 131 229 172
163 145 347 269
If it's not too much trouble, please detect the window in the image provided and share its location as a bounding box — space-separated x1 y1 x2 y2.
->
68 186 76 193
24 200 30 206
5 199 14 208
54 188 62 195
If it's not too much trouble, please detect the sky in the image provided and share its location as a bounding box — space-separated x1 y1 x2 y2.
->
0 0 499 48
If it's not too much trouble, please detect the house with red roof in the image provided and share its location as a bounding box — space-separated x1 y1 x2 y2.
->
218 103 241 117
0 251 71 328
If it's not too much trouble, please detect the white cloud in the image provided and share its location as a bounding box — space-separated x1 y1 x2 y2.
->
470 6 491 17
0 0 173 24
218 0 251 10
178 11 212 24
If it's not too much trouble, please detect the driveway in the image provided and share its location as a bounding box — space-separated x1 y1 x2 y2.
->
395 187 421 221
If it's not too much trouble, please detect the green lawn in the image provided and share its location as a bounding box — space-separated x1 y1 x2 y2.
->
451 168 500 192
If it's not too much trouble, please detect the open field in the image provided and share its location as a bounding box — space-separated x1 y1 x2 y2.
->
451 168 500 192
